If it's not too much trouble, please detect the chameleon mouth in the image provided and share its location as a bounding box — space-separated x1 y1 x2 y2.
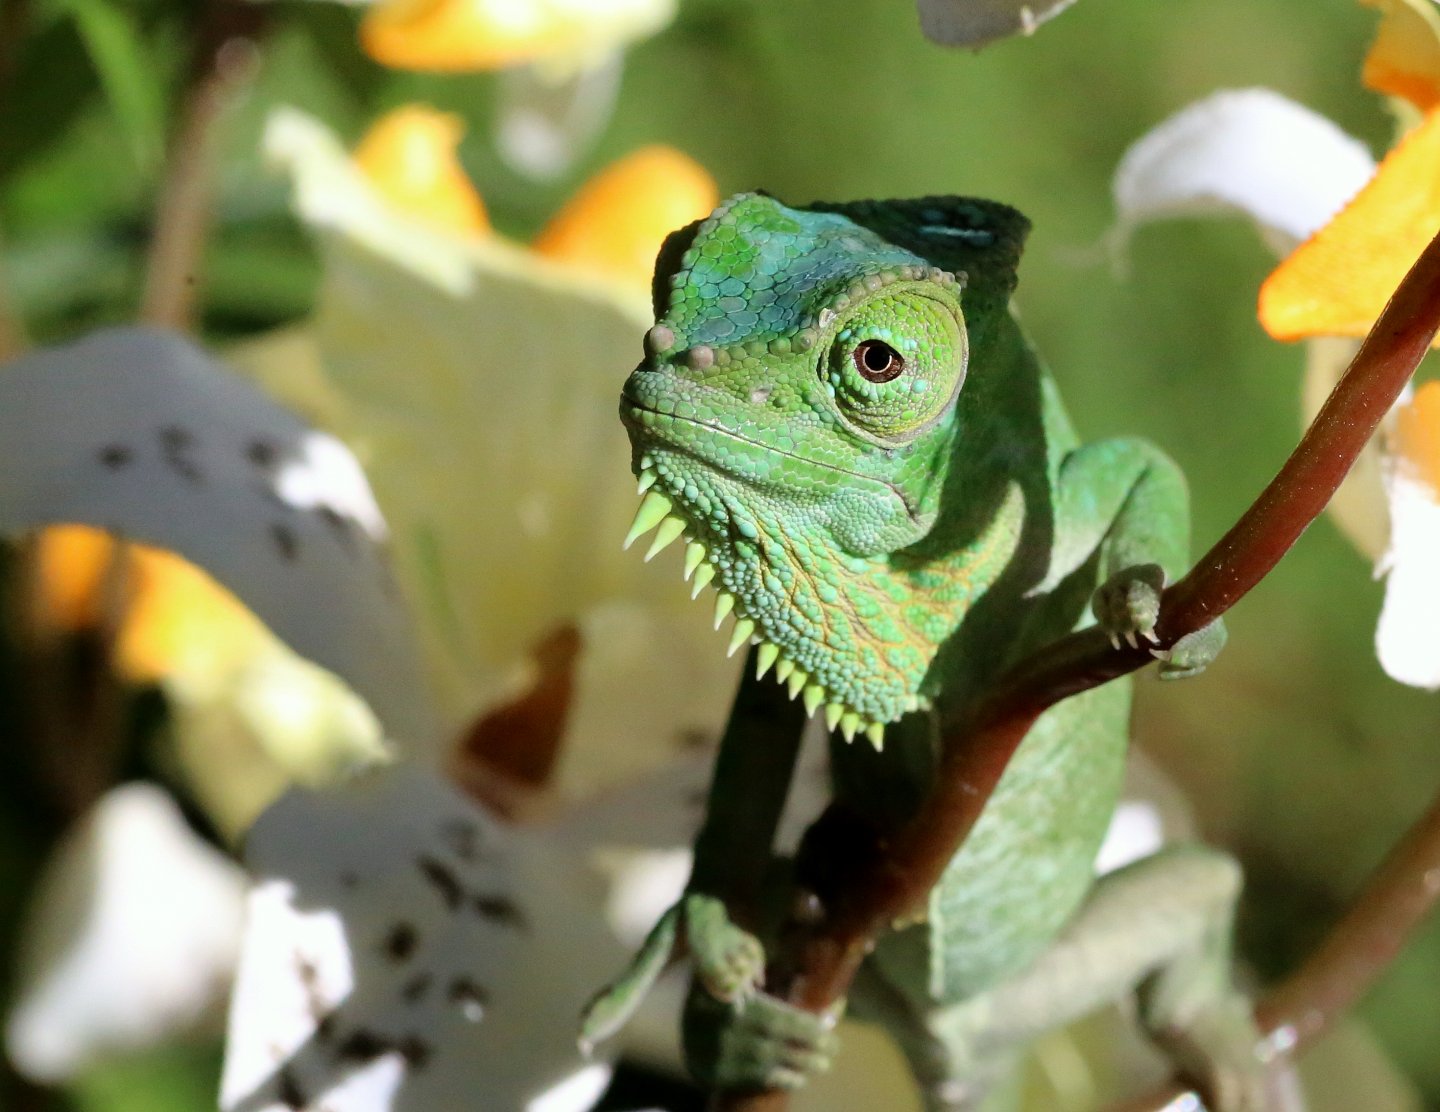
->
621 459 894 751
619 399 921 523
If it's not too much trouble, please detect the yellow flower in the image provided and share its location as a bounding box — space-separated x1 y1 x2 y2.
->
532 144 719 288
348 104 718 293
1259 107 1440 345
351 106 490 236
360 0 675 73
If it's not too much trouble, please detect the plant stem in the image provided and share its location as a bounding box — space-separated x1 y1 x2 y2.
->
139 1 263 331
713 227 1440 1112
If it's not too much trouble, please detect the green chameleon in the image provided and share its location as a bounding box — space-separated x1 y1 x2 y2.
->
583 192 1263 1110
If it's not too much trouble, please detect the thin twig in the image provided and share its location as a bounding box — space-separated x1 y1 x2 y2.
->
713 228 1440 1112
0 243 28 362
139 2 263 331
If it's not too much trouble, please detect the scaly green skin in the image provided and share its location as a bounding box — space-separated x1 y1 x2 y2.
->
594 194 1255 1110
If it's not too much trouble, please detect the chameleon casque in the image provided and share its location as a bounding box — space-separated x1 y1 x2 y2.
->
586 193 1262 1110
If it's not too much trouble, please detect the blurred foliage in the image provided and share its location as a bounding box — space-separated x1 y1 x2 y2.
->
1 0 1436 1108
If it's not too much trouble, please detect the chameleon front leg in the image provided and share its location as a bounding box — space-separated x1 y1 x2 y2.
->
887 846 1265 1112
1053 437 1227 678
580 657 807 1051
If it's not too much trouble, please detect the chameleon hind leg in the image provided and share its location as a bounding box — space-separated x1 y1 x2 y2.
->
884 845 1266 1112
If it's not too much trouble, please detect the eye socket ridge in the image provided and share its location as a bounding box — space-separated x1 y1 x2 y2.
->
852 339 905 383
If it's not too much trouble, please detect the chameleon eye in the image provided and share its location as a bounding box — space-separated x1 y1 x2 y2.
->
823 290 967 442
853 340 905 383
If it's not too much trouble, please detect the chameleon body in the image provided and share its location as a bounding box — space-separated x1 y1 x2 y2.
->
591 193 1260 1110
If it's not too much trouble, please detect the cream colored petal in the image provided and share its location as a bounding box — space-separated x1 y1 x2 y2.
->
1375 467 1440 688
917 0 1081 48
221 764 623 1112
260 109 737 770
0 327 437 747
6 785 247 1082
1112 89 1375 256
168 642 388 841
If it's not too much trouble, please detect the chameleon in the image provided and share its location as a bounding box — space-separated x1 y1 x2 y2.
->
583 192 1263 1111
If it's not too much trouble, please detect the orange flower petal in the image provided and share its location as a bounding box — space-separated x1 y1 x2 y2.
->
1361 0 1440 113
1394 380 1440 496
33 525 124 630
352 106 489 236
32 524 264 683
1259 109 1440 343
362 0 604 72
116 547 265 684
532 146 718 290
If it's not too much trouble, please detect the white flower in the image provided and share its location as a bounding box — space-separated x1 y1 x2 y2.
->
5 784 247 1081
916 0 1082 48
1111 88 1374 257
1375 383 1440 689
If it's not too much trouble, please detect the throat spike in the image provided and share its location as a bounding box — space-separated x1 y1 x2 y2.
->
691 564 715 597
756 642 780 678
713 593 735 629
644 516 686 561
864 722 885 751
803 684 825 716
775 658 794 683
839 711 860 743
683 542 707 580
623 491 673 550
727 619 755 657
636 470 658 494
824 702 844 731
786 670 808 700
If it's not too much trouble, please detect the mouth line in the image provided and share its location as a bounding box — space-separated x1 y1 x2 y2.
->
621 400 921 522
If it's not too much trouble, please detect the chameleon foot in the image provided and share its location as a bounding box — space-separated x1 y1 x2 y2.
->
1092 563 1226 678
1147 996 1269 1112
1091 563 1166 649
683 982 840 1091
686 892 767 1001
1151 620 1228 681
579 893 764 1052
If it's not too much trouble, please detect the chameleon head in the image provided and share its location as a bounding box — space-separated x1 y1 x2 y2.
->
619 192 1024 745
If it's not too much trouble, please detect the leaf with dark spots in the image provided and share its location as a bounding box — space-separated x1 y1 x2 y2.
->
336 1028 390 1062
247 438 280 469
447 977 488 1020
383 922 418 961
401 972 433 1004
98 444 132 469
437 818 482 862
473 893 529 932
416 855 462 910
271 522 299 561
397 1035 432 1069
277 1066 306 1110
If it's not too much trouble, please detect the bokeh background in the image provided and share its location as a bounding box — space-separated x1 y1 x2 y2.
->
1 0 1436 1109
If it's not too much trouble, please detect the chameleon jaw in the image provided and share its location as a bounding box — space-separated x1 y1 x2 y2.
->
624 463 896 750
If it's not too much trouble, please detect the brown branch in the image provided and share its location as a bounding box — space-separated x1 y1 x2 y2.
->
139 1 263 331
713 228 1440 1112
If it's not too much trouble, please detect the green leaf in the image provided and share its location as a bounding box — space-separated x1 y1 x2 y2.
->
61 0 166 168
